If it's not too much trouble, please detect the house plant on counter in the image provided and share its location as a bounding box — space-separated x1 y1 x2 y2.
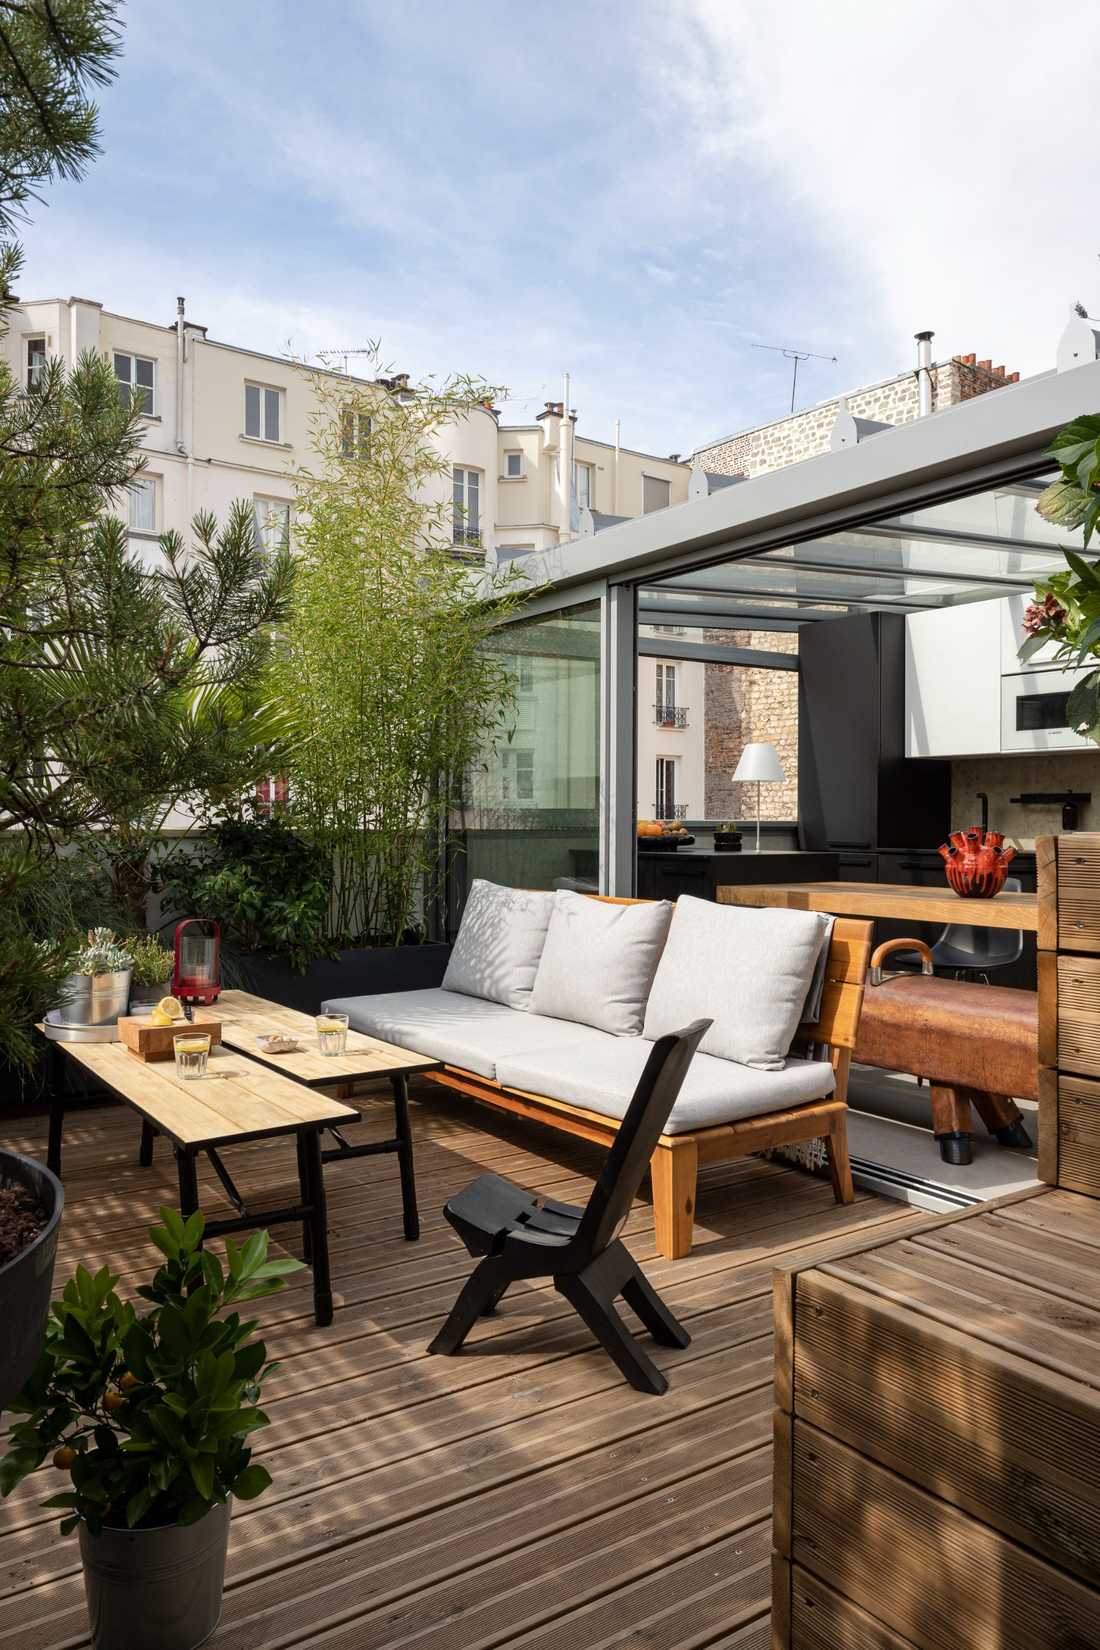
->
0 1207 302 1650
713 823 743 852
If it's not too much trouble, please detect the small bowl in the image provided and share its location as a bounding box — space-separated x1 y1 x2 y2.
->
256 1033 300 1055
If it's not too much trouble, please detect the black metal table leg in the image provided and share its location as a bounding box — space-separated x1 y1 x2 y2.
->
296 1131 313 1264
176 1148 200 1218
47 1041 66 1177
391 1072 420 1242
300 1127 333 1326
139 1119 156 1167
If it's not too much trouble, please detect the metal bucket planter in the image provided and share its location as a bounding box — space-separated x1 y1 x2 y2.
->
79 1498 231 1650
0 1150 64 1411
56 969 132 1027
129 978 173 1010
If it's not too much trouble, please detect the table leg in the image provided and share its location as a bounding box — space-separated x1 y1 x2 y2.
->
139 1119 156 1167
296 1131 312 1264
47 1042 65 1178
301 1127 333 1326
176 1148 200 1218
391 1073 420 1242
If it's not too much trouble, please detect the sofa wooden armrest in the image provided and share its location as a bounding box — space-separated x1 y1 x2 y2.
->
422 907 873 1259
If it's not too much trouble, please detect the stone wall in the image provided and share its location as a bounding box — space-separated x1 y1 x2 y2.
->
694 352 1017 822
693 355 1019 479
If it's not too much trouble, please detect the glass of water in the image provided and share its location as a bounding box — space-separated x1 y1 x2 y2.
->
316 1012 349 1057
174 1031 211 1080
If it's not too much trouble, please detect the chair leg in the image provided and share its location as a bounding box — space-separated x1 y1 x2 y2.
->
621 1259 691 1348
428 1256 512 1356
824 1115 855 1205
556 1273 668 1396
651 1137 697 1261
480 1279 511 1316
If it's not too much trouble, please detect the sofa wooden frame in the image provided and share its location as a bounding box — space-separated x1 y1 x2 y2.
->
420 898 874 1259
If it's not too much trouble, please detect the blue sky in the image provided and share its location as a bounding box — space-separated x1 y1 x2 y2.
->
18 1 1100 454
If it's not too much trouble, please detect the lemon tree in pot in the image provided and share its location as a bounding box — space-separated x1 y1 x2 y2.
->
0 1208 302 1650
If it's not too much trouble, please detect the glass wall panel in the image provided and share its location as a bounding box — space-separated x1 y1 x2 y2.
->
458 600 601 899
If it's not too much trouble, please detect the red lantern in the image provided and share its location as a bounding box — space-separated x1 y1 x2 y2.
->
938 829 1016 899
172 918 221 1005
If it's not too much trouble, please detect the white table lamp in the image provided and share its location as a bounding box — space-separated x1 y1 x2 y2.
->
733 742 785 853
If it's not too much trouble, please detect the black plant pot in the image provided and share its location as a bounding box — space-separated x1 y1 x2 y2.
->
224 942 453 1014
0 1150 64 1412
713 833 744 852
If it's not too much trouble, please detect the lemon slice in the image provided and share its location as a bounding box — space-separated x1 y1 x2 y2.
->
149 1009 172 1026
156 996 183 1020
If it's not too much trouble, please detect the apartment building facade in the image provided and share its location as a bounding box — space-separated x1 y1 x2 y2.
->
0 294 690 566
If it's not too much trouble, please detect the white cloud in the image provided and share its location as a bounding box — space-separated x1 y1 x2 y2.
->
682 0 1100 376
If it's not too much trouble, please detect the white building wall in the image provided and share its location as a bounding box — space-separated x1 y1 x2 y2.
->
636 656 706 820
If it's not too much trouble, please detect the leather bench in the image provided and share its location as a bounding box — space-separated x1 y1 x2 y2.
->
853 939 1037 1164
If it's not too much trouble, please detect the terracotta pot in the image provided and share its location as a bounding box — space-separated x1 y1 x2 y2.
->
938 828 1016 899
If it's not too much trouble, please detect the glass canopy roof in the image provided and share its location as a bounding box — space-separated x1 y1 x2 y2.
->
640 472 1073 630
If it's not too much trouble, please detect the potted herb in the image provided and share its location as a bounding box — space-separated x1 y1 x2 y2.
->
0 1150 64 1411
0 1208 302 1650
125 933 175 1009
56 929 133 1027
713 823 743 852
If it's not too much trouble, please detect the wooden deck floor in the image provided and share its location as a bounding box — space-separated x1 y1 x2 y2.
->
1 1081 925 1650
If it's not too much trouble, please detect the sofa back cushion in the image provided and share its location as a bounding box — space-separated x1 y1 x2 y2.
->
642 895 831 1070
442 880 555 1010
530 892 673 1036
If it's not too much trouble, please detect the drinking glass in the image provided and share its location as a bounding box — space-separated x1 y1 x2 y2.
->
174 1031 211 1080
316 1012 349 1057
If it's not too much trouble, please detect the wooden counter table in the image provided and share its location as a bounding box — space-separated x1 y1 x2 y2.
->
717 879 1038 932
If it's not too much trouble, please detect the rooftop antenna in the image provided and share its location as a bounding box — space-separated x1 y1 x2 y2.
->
752 342 838 413
318 347 376 376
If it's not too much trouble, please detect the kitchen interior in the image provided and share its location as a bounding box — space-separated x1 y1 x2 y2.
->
638 477 1092 1210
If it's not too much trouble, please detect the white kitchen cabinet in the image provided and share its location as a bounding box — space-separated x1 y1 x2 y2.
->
905 601 1002 757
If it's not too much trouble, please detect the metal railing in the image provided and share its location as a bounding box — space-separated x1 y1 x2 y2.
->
652 703 689 728
452 525 482 548
651 801 689 820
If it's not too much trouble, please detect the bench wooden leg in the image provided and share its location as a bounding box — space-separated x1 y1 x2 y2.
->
930 1083 974 1165
824 1115 855 1205
969 1088 1033 1150
651 1138 697 1261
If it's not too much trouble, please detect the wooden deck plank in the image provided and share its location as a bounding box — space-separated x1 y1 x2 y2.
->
0 1086 923 1650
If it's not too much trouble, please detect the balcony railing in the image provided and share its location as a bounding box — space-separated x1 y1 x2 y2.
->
653 703 689 728
452 526 482 548
652 801 689 820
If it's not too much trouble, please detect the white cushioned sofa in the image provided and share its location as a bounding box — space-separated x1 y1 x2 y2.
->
324 881 872 1258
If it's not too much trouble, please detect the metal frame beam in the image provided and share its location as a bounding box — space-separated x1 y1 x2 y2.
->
600 583 636 896
637 636 798 670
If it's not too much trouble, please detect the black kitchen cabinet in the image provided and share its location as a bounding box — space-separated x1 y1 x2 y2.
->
635 849 838 903
799 613 951 855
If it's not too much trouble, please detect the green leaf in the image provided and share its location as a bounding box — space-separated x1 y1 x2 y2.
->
1036 479 1093 528
1065 549 1100 590
189 1455 215 1500
231 1463 272 1501
126 1486 153 1528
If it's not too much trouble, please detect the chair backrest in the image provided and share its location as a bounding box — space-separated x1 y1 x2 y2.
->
576 1019 711 1256
936 875 1025 966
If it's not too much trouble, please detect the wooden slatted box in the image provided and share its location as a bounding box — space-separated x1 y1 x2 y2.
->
1037 832 1100 1196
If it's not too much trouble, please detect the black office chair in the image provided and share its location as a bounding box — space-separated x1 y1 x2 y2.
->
428 1019 711 1395
891 875 1025 984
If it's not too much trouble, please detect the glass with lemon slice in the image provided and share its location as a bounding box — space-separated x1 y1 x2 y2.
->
174 1029 211 1080
316 1012 349 1057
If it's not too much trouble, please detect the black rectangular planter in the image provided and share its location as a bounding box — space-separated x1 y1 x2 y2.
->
224 942 452 1014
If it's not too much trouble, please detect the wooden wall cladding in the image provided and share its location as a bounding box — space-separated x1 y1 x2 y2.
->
1037 834 1100 1196
771 1187 1100 1649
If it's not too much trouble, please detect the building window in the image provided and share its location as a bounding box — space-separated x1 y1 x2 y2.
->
26 336 46 392
453 465 481 546
504 450 523 479
574 460 595 510
656 663 677 718
517 655 534 692
643 474 671 514
655 756 678 819
502 748 535 802
255 775 290 814
254 496 290 556
127 475 158 533
245 382 283 443
114 351 157 417
341 408 371 459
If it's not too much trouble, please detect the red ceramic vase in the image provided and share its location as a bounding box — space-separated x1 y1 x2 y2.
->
938 828 1016 899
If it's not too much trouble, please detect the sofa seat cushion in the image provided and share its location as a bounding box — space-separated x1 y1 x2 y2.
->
530 891 673 1036
495 1037 835 1135
320 988 610 1081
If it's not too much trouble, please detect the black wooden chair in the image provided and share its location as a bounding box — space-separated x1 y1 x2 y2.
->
427 1019 711 1395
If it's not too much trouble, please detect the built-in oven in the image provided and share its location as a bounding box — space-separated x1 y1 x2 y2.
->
1001 666 1093 752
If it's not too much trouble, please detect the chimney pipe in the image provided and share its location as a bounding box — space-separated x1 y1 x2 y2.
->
915 329 934 417
175 295 187 455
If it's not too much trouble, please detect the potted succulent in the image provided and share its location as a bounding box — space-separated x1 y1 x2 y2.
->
0 1150 64 1412
713 823 743 852
126 933 175 1010
0 1208 302 1650
56 929 133 1027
